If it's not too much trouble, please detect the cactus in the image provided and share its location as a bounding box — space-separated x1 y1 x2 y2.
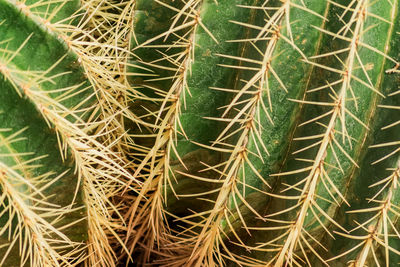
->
0 0 138 266
1 0 400 266
127 0 400 266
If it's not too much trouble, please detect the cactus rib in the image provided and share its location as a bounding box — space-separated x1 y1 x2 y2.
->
262 0 399 265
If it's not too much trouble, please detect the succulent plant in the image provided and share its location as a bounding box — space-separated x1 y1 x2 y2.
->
127 0 400 266
0 0 138 266
1 0 400 266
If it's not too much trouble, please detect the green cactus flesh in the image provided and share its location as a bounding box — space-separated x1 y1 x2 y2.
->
0 1 89 265
1 0 400 266
127 0 400 266
0 0 136 266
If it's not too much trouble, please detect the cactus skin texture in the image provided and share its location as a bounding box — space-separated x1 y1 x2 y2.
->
1 0 400 266
127 0 400 266
0 0 137 266
0 1 89 265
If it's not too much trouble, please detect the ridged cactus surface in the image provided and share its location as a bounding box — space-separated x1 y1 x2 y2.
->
0 0 137 266
1 0 400 266
0 1 89 265
128 0 400 266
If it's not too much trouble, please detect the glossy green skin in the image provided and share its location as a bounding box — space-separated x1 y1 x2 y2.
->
327 5 400 264
220 0 330 252
174 0 255 154
132 0 255 152
234 0 328 202
299 0 395 232
130 0 257 212
0 0 89 264
131 0 183 89
241 0 400 264
130 0 400 265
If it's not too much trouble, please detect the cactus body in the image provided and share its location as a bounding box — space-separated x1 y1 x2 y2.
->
128 0 400 266
0 1 89 265
1 0 400 266
0 0 137 266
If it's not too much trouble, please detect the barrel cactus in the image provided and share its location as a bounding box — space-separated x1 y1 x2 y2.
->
127 0 400 266
0 0 137 266
1 0 400 266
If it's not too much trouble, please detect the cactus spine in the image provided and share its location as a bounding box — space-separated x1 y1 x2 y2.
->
128 0 400 266
0 0 137 266
1 0 400 266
